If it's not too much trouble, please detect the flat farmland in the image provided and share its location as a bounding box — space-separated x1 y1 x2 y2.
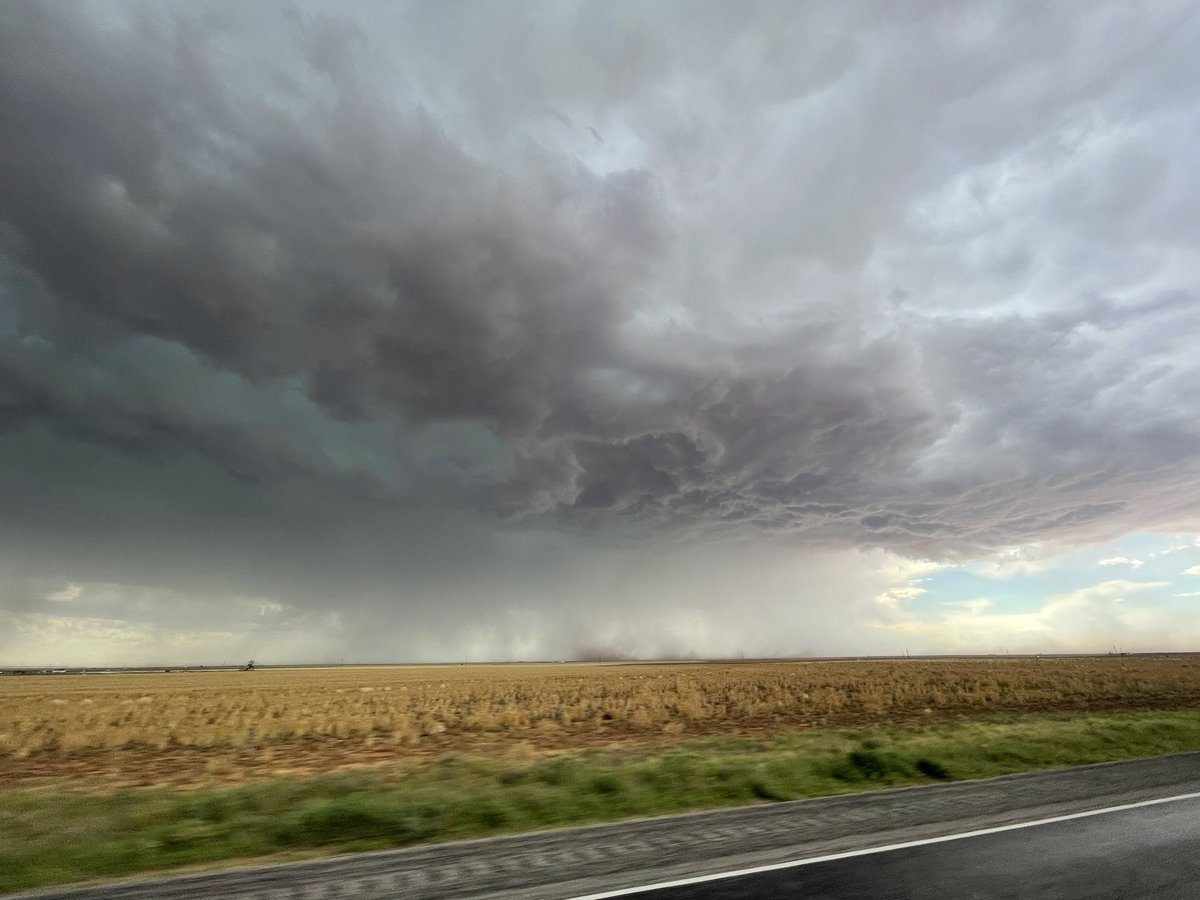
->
3 657 1199 788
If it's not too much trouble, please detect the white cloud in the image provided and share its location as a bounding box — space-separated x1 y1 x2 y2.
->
874 586 928 610
1098 556 1144 569
1182 565 1200 575
941 598 992 615
1149 546 1188 558
44 583 82 603
966 544 1069 579
875 579 1174 652
1147 535 1195 558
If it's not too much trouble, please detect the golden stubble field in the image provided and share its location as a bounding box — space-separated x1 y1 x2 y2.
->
3 657 1198 788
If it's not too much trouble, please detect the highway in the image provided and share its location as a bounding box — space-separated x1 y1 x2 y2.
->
574 793 1200 899
9 752 1200 900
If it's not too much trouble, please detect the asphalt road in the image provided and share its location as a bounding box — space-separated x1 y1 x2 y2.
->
579 793 1200 899
10 752 1200 900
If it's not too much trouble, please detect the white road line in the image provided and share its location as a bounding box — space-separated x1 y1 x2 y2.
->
565 790 1200 899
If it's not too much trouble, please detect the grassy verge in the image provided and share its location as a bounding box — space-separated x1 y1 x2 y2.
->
4 708 1200 894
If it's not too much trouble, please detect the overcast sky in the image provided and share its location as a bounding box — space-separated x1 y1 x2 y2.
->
3 1 1200 665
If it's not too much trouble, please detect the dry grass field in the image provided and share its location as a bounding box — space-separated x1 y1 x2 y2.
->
3 657 1199 788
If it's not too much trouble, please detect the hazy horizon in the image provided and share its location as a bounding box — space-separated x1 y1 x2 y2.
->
3 650 1184 670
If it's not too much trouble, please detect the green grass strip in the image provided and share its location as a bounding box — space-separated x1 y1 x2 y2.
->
3 708 1200 893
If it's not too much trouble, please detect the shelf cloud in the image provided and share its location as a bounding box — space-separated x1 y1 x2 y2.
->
3 1 1200 662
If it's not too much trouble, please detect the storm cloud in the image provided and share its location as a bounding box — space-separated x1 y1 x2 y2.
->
2 1 1200 662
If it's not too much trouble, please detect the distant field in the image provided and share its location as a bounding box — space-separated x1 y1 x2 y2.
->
3 656 1200 787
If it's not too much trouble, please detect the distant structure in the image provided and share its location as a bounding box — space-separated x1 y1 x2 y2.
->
243 659 256 671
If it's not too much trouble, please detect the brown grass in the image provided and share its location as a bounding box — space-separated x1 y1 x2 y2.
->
3 657 1198 788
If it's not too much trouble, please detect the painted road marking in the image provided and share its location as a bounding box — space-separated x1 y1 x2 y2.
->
566 790 1200 899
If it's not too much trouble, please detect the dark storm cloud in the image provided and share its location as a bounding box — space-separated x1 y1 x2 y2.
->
3 0 1200 583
